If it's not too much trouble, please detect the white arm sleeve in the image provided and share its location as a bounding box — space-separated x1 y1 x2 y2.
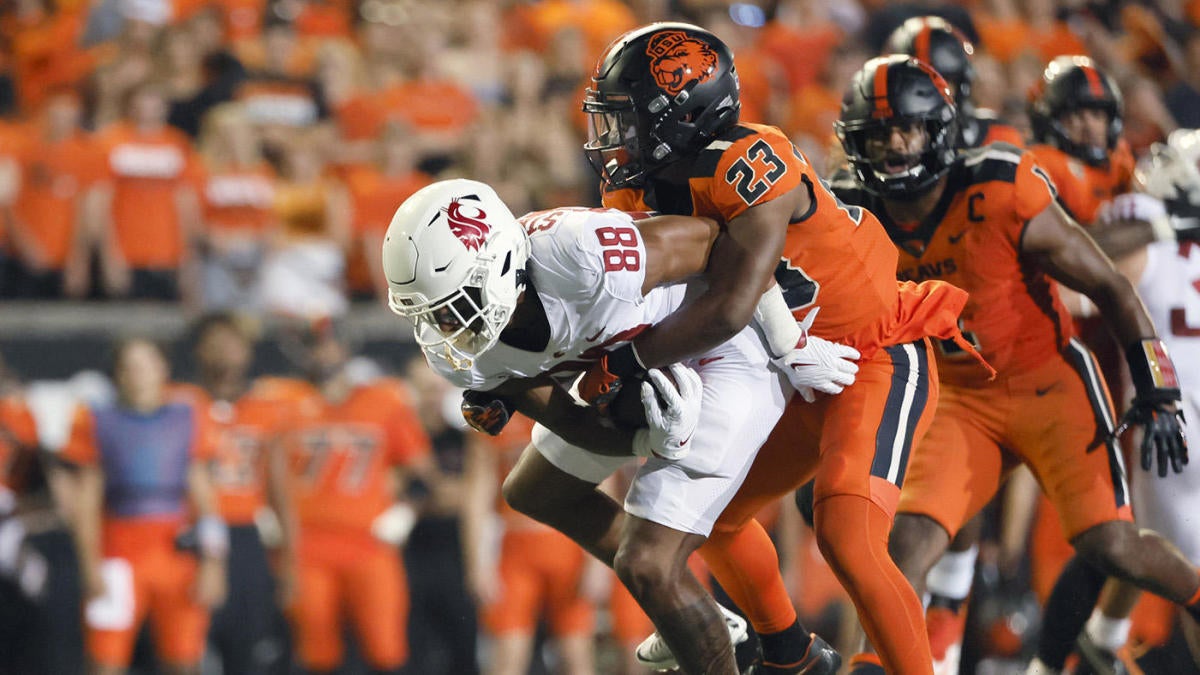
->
754 284 802 359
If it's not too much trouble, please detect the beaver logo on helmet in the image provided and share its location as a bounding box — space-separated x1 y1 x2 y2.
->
646 30 718 96
445 200 490 252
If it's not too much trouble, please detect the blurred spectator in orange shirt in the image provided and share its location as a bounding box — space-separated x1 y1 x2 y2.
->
344 123 431 302
504 0 636 66
10 90 103 299
196 102 277 311
234 18 327 157
786 42 870 174
259 137 350 318
87 81 204 303
88 18 162 129
7 0 91 114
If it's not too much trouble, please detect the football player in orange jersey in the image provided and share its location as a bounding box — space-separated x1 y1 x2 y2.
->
183 313 293 675
884 15 1023 151
573 22 971 675
1024 56 1160 675
275 321 439 675
828 55 1195 675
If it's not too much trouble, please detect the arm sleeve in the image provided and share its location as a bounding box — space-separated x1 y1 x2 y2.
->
704 128 807 221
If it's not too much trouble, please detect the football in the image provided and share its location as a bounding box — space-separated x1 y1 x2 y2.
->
606 370 675 429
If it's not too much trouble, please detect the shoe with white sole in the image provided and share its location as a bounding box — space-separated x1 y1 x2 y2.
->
635 603 750 671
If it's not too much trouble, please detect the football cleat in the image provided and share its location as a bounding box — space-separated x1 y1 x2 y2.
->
745 633 842 674
635 603 749 671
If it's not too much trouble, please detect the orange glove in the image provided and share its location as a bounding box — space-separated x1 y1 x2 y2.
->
578 344 647 405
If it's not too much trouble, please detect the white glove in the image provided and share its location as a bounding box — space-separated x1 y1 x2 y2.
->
371 502 418 546
1100 192 1167 224
633 364 703 461
771 310 861 402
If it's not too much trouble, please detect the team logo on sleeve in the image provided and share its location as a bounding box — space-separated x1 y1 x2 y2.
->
646 30 717 96
445 200 491 252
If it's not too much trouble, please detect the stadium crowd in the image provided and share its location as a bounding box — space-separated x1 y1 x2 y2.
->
2 0 1200 673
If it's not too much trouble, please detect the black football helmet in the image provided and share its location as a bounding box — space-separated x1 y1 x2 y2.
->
836 55 958 200
1028 55 1123 167
884 16 976 113
583 22 741 188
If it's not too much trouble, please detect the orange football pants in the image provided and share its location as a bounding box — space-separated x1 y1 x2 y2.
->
289 529 409 671
481 528 594 636
709 339 939 675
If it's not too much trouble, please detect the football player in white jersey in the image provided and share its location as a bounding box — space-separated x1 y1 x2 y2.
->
1032 130 1200 674
382 179 854 675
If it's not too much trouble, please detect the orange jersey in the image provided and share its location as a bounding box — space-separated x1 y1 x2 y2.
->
281 379 431 534
603 122 969 357
1029 141 1134 226
96 123 202 268
201 163 277 234
832 143 1071 386
0 396 40 494
168 382 292 525
14 132 104 267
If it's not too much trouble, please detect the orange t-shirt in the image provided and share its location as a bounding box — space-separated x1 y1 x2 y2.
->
1029 141 1135 226
0 396 40 494
602 122 969 358
282 379 432 534
832 144 1070 386
383 80 478 134
202 163 277 234
14 132 104 267
169 382 292 526
786 83 842 143
96 123 202 268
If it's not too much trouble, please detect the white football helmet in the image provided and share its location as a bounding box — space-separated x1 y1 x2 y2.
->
382 179 530 371
1136 129 1200 222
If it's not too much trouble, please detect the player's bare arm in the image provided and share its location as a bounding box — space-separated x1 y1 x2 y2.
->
1021 201 1157 345
635 214 720 294
631 189 805 367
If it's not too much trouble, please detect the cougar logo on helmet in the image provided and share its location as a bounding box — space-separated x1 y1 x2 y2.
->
646 30 717 96
445 200 491 252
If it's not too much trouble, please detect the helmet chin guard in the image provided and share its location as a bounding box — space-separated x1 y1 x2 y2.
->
382 179 529 371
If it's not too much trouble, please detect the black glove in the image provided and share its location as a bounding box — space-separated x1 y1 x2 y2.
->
1116 339 1189 477
461 390 513 436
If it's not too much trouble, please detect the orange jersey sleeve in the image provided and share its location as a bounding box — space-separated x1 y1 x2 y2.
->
59 404 97 466
981 120 1025 148
1029 141 1133 226
601 123 805 222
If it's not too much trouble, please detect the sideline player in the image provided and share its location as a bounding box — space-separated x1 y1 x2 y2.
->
271 321 437 675
384 177 860 675
828 55 1196 675
62 338 227 675
171 314 294 675
580 23 972 675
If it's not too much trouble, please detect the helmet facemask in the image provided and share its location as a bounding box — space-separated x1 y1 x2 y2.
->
839 110 958 201
583 91 645 188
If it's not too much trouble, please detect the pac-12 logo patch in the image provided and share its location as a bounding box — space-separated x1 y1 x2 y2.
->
445 200 490 252
646 30 717 96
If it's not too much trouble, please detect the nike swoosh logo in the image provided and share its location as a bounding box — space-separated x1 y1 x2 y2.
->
679 432 693 447
698 356 724 366
552 350 566 358
1035 383 1057 396
948 231 967 244
585 329 605 342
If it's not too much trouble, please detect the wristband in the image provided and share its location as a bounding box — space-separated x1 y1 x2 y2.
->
1150 216 1177 242
753 284 803 359
196 515 229 559
607 343 648 380
1125 338 1181 403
